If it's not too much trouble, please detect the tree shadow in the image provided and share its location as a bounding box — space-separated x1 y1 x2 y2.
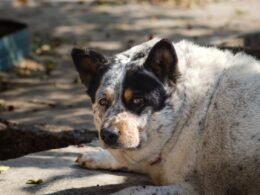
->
1 144 151 194
5 150 152 194
45 183 150 195
22 168 152 195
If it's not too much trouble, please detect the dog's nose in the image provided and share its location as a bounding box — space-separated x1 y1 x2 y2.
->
100 128 119 146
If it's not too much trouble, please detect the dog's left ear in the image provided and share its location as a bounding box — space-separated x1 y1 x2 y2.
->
144 39 180 85
71 48 108 88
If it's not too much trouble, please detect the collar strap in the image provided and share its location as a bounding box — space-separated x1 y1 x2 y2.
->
150 155 162 166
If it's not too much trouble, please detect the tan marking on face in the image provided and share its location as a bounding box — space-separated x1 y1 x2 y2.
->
124 88 133 103
114 120 128 131
110 112 141 148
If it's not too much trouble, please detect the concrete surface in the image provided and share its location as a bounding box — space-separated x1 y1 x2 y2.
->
0 145 151 195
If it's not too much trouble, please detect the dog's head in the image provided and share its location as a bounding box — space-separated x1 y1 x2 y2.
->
71 39 180 150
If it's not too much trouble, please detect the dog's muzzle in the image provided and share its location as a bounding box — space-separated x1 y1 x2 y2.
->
100 127 119 146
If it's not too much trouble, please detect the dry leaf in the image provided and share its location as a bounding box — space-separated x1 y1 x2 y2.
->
0 99 5 107
0 166 10 173
17 0 28 5
26 179 43 185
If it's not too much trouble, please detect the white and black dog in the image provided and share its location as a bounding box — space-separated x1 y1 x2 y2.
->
71 38 260 195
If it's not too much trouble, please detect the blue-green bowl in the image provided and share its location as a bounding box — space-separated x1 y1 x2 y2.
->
0 19 30 71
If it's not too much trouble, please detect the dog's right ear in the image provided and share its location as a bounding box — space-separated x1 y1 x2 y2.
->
71 48 108 89
144 39 180 85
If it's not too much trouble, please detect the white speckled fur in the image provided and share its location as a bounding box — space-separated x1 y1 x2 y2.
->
77 39 260 195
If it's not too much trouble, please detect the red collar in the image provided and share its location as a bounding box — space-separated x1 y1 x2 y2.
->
150 155 162 166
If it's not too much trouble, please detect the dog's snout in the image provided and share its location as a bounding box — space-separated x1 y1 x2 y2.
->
100 128 119 146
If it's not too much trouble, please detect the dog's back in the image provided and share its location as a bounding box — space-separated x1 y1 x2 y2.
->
162 42 260 194
201 53 260 194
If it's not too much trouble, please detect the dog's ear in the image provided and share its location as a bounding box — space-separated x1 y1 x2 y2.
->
144 39 180 85
71 48 108 89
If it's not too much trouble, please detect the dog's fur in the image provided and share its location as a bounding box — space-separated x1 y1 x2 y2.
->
71 38 260 195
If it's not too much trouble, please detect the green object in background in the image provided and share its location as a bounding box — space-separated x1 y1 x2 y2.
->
0 19 30 71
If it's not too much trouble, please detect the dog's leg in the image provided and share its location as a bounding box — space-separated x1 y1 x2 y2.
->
76 147 124 170
110 183 198 195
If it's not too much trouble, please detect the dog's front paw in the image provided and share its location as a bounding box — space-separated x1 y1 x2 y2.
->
76 147 120 170
76 147 104 169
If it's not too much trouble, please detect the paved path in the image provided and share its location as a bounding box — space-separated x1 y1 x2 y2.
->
0 145 151 195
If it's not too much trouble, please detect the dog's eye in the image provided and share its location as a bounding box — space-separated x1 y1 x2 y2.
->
98 98 109 107
131 97 145 107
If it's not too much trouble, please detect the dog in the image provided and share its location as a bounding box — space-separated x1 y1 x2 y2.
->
71 38 260 195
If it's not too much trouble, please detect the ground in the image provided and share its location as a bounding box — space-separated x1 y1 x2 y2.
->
0 145 151 195
0 0 260 194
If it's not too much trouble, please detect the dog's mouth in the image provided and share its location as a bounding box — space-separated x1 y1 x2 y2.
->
100 139 142 150
98 124 144 150
99 135 143 151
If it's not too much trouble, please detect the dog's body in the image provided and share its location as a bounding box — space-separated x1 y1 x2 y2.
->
72 39 260 195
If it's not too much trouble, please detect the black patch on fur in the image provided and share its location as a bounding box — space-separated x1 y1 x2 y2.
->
122 68 167 115
132 52 145 61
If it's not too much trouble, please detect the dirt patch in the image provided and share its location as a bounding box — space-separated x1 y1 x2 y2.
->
0 119 97 160
243 32 260 48
215 32 260 59
218 32 260 48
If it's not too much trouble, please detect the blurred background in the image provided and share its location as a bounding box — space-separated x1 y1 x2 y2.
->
0 0 260 159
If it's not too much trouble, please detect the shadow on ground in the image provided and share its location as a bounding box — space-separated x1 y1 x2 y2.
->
0 146 151 194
